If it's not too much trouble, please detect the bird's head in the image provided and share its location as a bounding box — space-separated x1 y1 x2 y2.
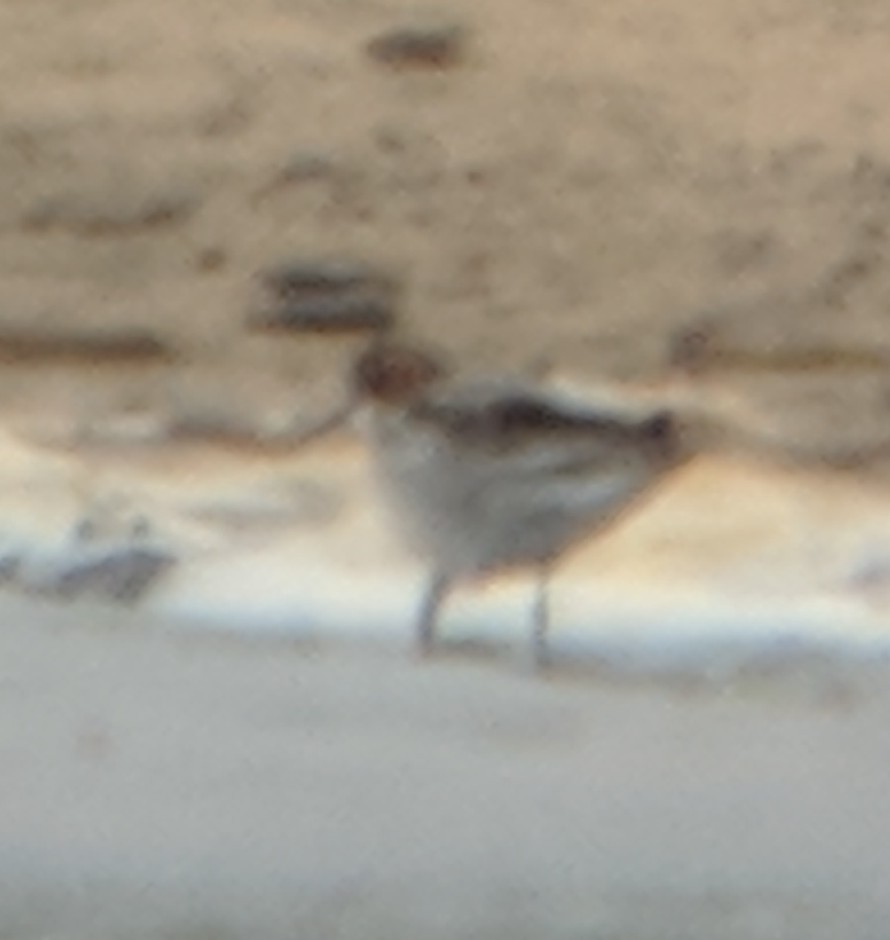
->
351 341 446 406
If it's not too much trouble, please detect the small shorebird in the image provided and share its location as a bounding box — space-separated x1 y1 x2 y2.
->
352 341 694 666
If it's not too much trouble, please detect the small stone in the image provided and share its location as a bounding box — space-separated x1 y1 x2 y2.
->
365 22 467 69
0 326 174 364
47 543 177 604
250 292 395 334
259 259 390 299
9 516 178 606
249 259 399 335
0 326 175 365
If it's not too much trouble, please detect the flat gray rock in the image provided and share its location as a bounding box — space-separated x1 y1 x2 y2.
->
249 258 398 335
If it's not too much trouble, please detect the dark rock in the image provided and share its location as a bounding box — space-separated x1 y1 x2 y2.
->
34 515 175 604
250 292 394 334
249 259 398 335
259 259 391 299
47 543 177 604
365 22 467 69
0 326 175 364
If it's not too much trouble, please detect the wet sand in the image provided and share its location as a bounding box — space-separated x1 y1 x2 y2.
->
2 598 889 940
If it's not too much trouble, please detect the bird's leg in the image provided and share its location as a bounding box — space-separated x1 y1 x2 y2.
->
416 570 452 657
529 565 552 671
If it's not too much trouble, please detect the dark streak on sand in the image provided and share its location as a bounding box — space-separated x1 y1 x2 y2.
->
0 328 176 364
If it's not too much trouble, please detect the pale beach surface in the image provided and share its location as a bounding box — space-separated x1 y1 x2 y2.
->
2 597 890 940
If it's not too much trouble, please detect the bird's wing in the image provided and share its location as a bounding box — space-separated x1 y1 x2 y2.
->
413 379 672 465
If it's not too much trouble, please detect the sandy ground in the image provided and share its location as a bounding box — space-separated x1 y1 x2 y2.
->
3 600 890 940
3 0 890 462
4 0 890 935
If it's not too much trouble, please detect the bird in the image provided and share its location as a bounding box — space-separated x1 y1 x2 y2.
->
351 340 694 667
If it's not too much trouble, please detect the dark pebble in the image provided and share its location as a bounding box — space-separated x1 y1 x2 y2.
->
250 291 394 335
49 544 178 604
259 259 388 298
365 22 466 69
250 259 398 335
0 326 175 364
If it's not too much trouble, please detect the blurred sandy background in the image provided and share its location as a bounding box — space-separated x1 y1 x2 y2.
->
4 0 890 457
3 0 890 936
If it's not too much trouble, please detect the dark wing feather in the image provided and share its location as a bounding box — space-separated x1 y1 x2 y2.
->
414 384 677 457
